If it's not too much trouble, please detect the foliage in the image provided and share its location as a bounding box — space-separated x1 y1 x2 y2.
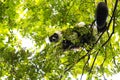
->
0 0 120 80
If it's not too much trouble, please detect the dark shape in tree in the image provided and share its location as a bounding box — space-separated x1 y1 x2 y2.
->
96 2 108 32
49 33 59 42
81 33 91 44
62 40 75 49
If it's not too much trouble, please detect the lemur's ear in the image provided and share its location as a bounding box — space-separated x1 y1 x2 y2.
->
96 2 108 33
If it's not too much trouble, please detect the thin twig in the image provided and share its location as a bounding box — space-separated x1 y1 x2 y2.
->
112 15 118 68
101 50 107 67
88 51 99 74
80 54 90 80
105 0 107 5
107 0 118 30
101 48 107 79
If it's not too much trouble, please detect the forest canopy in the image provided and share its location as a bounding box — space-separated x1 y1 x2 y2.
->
0 0 120 80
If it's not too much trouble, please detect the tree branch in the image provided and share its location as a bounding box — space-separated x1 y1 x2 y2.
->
80 54 90 80
88 51 99 74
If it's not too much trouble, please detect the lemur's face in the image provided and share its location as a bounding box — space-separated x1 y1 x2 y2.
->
49 33 59 42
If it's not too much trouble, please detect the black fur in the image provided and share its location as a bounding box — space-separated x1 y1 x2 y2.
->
62 40 75 49
49 33 59 42
96 2 108 32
